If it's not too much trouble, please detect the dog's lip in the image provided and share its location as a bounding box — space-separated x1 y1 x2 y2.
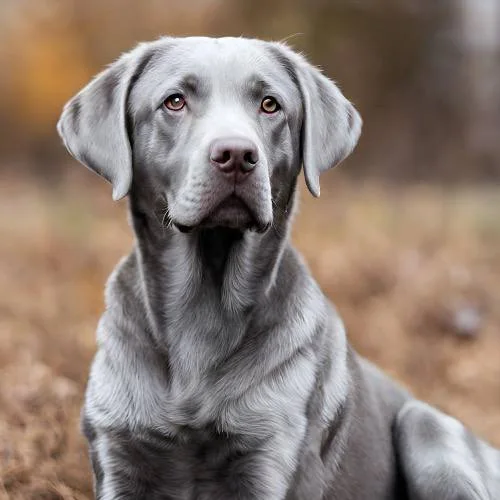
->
202 194 254 227
212 194 249 212
173 195 271 233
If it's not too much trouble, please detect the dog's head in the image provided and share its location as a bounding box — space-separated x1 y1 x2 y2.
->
58 37 361 233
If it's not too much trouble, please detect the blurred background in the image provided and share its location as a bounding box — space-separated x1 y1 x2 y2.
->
1 1 499 498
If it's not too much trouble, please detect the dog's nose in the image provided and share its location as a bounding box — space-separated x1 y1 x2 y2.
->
209 138 259 181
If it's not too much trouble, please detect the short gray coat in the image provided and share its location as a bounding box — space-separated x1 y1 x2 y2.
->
58 36 500 499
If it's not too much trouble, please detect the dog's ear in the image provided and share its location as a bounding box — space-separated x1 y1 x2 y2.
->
57 44 153 201
273 44 362 197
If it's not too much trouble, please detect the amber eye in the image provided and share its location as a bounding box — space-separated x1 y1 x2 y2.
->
164 94 186 111
261 96 280 114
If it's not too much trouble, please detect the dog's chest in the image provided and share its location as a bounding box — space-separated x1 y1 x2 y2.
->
89 282 318 498
104 423 289 500
159 372 290 441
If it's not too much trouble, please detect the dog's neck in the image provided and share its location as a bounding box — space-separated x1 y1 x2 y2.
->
127 185 297 380
197 227 245 286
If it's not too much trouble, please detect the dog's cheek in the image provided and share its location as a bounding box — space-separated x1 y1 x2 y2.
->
269 128 297 194
136 121 183 188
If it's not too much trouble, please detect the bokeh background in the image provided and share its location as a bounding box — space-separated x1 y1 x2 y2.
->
1 1 500 498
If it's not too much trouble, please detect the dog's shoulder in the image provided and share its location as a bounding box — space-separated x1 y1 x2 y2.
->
103 250 142 311
85 249 173 431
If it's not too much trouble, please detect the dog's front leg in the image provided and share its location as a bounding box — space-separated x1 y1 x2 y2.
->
85 432 193 500
87 440 105 499
83 415 190 500
82 415 108 499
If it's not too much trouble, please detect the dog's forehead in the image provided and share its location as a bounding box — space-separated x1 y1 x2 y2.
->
173 37 265 63
163 37 277 74
142 37 299 101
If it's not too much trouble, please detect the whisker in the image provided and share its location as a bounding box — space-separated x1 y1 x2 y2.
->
279 33 304 45
161 207 172 230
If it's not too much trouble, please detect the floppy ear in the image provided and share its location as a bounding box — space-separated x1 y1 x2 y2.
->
275 44 362 197
57 44 153 201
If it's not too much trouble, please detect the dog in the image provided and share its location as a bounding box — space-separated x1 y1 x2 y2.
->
57 36 500 499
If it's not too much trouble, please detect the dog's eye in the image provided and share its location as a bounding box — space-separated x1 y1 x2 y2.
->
164 94 186 111
261 97 280 114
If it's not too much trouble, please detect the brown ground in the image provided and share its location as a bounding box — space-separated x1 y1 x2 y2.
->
1 171 499 499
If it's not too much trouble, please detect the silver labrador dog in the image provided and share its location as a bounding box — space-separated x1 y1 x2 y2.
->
58 36 500 499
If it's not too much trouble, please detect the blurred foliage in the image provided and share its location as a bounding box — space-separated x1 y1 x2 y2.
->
0 0 499 180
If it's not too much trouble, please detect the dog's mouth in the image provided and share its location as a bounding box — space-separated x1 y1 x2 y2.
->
175 195 269 233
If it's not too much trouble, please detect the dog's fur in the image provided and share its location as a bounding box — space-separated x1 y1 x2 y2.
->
58 36 500 499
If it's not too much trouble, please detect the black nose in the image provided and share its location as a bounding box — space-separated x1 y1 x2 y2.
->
209 138 259 180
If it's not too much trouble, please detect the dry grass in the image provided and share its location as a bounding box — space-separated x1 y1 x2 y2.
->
1 170 500 499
